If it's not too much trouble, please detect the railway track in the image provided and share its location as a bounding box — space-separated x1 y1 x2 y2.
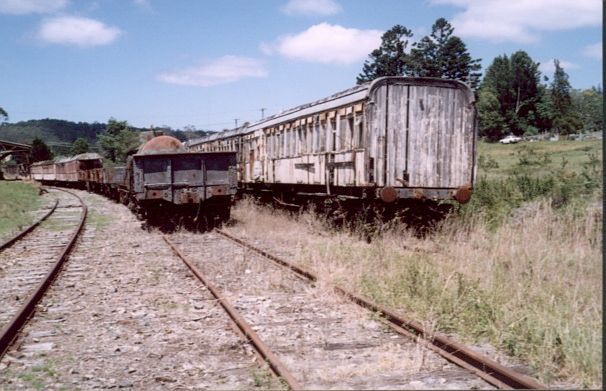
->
165 230 528 390
212 229 546 390
0 188 87 359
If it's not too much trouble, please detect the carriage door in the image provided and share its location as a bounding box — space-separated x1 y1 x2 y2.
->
327 117 337 187
249 149 254 181
384 83 409 188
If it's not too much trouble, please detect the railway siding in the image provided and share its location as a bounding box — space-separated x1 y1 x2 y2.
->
0 190 273 390
168 231 494 389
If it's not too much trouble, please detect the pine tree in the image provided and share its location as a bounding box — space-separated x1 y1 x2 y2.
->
356 25 413 84
409 18 482 89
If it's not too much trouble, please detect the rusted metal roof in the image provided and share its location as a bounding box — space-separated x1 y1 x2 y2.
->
136 135 185 155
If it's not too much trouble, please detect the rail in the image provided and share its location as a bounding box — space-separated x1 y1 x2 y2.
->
215 228 546 390
0 188 87 359
0 199 59 251
163 236 302 390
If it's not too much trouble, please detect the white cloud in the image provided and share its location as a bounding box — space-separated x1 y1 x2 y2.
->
157 56 268 87
133 0 151 8
539 59 580 76
268 23 382 65
37 16 121 47
0 0 68 14
582 42 602 60
432 0 602 43
281 0 342 16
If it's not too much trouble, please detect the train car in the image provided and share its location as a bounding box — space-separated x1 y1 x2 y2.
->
31 160 57 182
126 135 238 225
32 153 103 188
188 76 477 209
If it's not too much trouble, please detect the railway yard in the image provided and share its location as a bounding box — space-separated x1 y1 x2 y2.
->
0 185 576 390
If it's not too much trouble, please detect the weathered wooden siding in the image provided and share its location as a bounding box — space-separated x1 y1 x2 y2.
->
406 85 474 188
368 80 475 189
187 77 476 198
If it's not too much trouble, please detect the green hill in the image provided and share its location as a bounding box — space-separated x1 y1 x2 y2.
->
0 118 105 144
0 118 214 156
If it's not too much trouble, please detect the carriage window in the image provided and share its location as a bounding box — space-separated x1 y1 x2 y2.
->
307 125 312 154
330 119 337 151
348 116 354 149
320 122 327 152
357 118 364 147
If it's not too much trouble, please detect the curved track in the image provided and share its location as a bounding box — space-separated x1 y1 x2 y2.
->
0 188 87 359
214 228 546 390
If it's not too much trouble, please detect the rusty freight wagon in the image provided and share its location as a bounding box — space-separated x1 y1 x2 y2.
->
188 77 477 211
127 135 238 225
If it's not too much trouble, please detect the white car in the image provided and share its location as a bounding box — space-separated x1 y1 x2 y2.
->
499 135 523 144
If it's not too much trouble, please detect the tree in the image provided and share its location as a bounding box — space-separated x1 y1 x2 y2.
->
0 107 7 122
477 51 543 139
70 137 90 155
409 18 482 89
30 137 53 162
550 59 581 134
114 128 140 162
476 87 507 140
572 86 603 133
98 118 139 162
357 25 413 84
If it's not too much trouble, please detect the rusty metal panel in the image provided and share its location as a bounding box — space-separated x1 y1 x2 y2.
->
133 152 237 205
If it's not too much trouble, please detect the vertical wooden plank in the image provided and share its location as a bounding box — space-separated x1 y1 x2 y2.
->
374 85 387 186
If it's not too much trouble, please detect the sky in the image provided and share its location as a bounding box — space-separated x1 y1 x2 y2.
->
0 0 602 131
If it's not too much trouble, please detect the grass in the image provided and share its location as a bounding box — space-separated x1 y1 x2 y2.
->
86 211 112 229
477 140 602 180
225 139 603 388
0 180 41 239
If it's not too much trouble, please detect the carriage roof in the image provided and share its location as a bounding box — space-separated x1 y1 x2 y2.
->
188 76 473 147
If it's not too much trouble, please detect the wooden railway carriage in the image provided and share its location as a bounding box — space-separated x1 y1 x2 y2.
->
188 76 477 205
31 153 103 186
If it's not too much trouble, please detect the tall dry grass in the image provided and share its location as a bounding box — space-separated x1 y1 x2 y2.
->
225 197 602 388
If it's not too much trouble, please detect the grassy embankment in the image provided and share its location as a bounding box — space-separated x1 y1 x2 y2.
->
226 139 603 388
0 181 41 240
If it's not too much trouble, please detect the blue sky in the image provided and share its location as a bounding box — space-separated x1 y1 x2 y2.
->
1 0 602 131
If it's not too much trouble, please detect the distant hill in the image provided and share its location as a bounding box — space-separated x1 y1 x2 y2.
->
0 119 105 145
0 118 215 155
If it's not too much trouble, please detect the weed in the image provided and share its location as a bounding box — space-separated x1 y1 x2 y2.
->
87 211 112 229
252 367 274 389
225 139 603 388
0 181 40 238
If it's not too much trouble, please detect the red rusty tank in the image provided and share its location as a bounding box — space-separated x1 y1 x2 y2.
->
137 135 186 155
